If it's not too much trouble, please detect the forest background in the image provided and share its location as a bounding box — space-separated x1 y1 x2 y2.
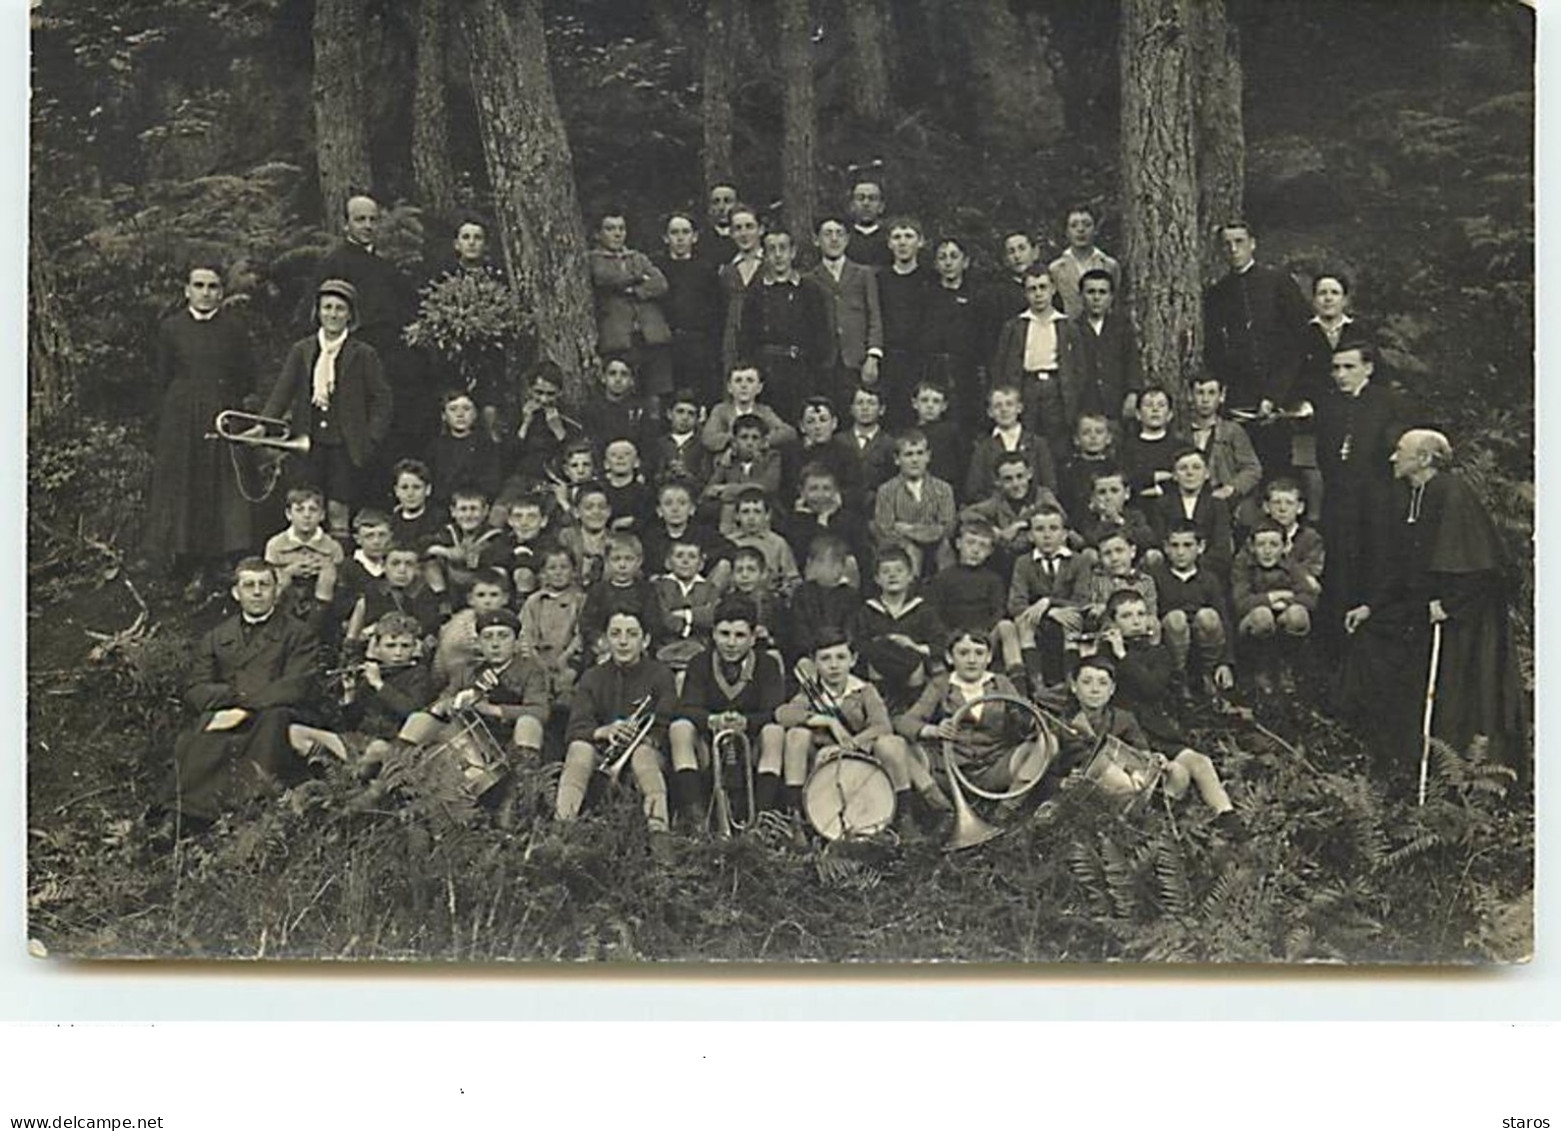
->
24 0 1536 964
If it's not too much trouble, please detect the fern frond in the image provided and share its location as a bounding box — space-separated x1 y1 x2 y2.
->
1154 839 1192 918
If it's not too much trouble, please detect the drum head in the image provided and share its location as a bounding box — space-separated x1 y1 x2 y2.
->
802 750 896 840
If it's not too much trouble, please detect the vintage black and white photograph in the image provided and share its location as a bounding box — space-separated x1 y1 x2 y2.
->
25 0 1534 964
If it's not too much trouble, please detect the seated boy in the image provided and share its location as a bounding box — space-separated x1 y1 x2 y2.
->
871 429 956 577
418 607 549 827
646 387 712 490
964 383 1058 504
1232 518 1318 693
555 607 680 858
336 612 433 787
1008 504 1091 694
725 487 802 599
582 356 653 459
596 438 652 534
787 533 862 664
494 491 550 602
1147 519 1235 692
346 542 442 654
641 478 734 594
579 532 658 662
1096 595 1244 835
909 381 963 493
427 487 507 599
855 547 947 710
426 389 502 506
264 485 344 628
431 573 511 688
556 483 613 589
896 629 1047 812
1083 529 1159 642
727 546 782 654
1261 476 1325 590
960 451 1067 583
774 628 945 840
668 597 789 827
924 520 1024 677
1077 466 1159 569
511 362 586 483
700 364 798 455
1056 412 1117 525
335 508 394 626
1185 373 1262 526
518 544 586 707
704 413 783 533
783 462 867 587
784 395 865 514
1144 446 1234 580
652 536 720 668
844 382 898 503
1119 385 1179 499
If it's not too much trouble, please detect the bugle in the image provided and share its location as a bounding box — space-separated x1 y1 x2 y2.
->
599 694 656 786
710 725 756 838
205 409 312 454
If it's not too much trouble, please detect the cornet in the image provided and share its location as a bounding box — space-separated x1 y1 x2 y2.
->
205 410 312 454
598 694 656 786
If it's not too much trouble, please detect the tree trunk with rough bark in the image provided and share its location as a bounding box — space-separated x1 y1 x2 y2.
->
845 0 891 123
412 0 458 221
29 228 76 431
312 0 374 227
701 0 734 190
1190 0 1245 286
460 0 597 404
779 0 816 238
1120 0 1203 405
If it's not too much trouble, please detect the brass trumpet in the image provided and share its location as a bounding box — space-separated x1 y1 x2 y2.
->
205 410 312 454
599 694 656 786
710 725 756 839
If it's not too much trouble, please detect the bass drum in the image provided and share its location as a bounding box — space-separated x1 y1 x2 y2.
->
802 746 897 841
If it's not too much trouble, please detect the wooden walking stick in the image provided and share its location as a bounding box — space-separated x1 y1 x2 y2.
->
1418 620 1444 807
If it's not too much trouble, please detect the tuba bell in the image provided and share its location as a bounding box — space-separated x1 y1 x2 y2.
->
939 693 1060 852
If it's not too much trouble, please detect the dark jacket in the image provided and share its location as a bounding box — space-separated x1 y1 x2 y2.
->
264 335 393 469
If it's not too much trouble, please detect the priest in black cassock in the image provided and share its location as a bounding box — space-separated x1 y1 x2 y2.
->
145 263 258 596
1341 430 1528 788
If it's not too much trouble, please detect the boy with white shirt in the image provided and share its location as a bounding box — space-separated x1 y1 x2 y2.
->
964 384 1059 503
1047 204 1122 318
990 265 1073 451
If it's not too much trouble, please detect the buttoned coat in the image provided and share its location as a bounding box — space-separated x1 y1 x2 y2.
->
809 258 883 370
263 335 393 469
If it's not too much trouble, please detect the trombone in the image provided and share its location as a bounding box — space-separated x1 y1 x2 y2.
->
710 725 756 838
598 694 656 786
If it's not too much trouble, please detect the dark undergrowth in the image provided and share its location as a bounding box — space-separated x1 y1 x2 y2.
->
26 574 1533 965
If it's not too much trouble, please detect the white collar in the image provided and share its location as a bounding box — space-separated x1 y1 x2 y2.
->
1032 545 1073 560
867 594 923 616
1021 308 1065 325
1171 565 1198 581
288 526 329 547
949 672 993 699
353 549 386 575
188 307 218 322
240 611 274 627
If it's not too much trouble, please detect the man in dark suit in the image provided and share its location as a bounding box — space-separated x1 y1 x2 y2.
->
157 559 322 831
845 179 893 270
1203 220 1311 476
809 216 884 406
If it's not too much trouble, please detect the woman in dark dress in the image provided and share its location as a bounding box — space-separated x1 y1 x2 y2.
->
145 263 259 596
262 278 394 539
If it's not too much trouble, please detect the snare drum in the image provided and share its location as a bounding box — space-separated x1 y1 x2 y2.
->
423 712 510 799
802 746 897 840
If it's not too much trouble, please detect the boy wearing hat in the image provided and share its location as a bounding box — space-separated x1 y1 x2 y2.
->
263 277 393 541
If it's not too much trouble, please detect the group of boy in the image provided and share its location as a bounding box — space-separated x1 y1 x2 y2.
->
158 185 1430 857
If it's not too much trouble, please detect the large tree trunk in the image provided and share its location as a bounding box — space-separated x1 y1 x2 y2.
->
1190 0 1244 286
701 0 734 190
779 0 816 238
845 0 891 123
28 228 76 431
312 0 374 226
1120 0 1203 405
412 0 458 221
460 0 597 404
